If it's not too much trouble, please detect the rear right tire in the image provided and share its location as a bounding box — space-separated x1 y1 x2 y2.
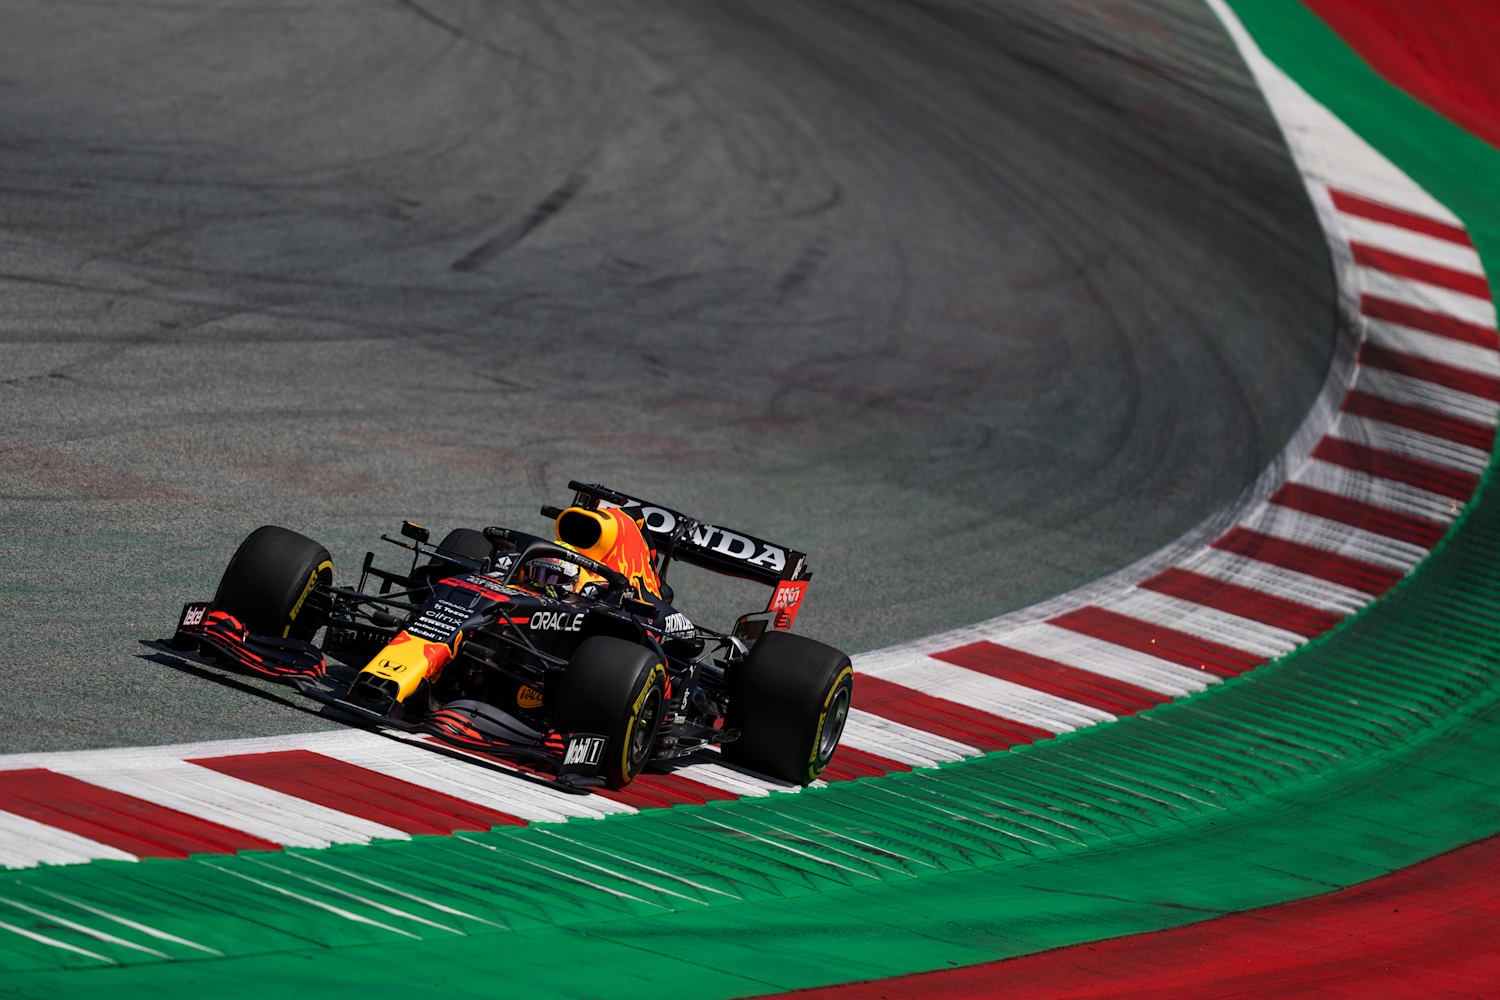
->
427 527 494 566
722 631 853 785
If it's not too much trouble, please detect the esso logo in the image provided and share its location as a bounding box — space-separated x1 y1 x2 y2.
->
770 582 807 609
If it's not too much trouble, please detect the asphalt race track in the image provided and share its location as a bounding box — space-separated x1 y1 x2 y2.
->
0 0 1333 753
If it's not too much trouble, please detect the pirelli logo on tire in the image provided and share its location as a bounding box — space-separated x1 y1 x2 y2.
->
633 665 665 715
285 559 333 637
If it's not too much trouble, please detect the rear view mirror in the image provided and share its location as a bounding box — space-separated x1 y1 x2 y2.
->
400 520 430 544
622 597 655 618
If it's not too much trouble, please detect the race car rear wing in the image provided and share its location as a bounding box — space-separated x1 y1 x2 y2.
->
556 482 810 585
548 482 813 629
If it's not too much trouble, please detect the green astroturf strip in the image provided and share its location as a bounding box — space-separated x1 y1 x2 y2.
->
1228 0 1500 259
7 4 1500 996
6 482 1500 999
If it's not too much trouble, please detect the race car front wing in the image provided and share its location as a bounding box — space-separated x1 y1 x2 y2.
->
169 601 608 792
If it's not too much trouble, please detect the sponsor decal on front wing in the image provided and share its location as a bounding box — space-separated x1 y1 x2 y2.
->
563 735 605 768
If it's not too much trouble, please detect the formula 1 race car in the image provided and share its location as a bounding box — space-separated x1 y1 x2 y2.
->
168 482 853 791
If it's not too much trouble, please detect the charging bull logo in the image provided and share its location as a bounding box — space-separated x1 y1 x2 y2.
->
555 505 663 598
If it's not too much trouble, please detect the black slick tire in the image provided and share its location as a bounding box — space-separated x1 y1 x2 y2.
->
427 528 494 567
555 637 667 789
722 631 853 785
213 525 334 640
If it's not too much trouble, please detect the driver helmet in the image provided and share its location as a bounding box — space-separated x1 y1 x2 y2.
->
521 555 580 595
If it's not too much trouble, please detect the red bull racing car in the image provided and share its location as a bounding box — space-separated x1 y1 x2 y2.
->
168 483 853 791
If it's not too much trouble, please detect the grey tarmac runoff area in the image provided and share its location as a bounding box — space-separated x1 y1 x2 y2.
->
0 0 1333 753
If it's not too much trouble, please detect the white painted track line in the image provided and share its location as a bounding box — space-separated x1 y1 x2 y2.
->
672 754 807 798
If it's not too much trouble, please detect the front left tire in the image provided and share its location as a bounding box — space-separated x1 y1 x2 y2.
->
213 525 333 639
555 637 667 789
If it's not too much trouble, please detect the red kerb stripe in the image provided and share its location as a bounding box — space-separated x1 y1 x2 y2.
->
853 674 1051 752
1362 295 1499 349
1359 342 1500 399
594 772 740 810
1330 189 1473 245
1047 607 1263 678
933 641 1169 715
0 768 281 859
1342 390 1496 451
1138 568 1343 638
1213 528 1402 595
189 750 526 834
1270 482 1448 549
1351 242 1491 299
819 745 911 783
1312 437 1478 500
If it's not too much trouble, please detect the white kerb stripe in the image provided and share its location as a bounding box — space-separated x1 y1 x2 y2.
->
1291 459 1462 525
1363 317 1500 376
859 657 1113 733
987 623 1217 698
1338 214 1484 276
1097 589 1304 658
1239 503 1430 571
1204 12 1462 227
44 759 409 849
1358 268 1497 329
0 810 138 869
1351 367 1499 427
1330 412 1491 474
1174 546 1371 616
315 735 633 823
840 709 977 766
673 754 807 797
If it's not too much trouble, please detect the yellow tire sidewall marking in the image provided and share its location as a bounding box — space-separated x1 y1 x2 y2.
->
620 664 666 779
283 559 334 638
806 666 854 778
